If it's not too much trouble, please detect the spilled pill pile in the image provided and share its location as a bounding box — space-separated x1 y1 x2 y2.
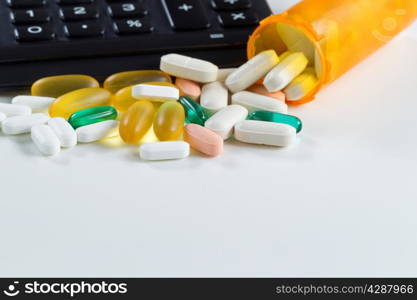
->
0 49 316 160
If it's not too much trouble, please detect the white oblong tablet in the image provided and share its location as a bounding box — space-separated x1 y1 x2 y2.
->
217 68 237 82
48 117 77 148
235 120 296 147
231 91 288 114
76 120 119 143
132 84 180 102
225 50 279 93
205 104 248 140
31 124 61 156
263 52 309 92
200 81 229 113
11 95 55 112
2 113 50 135
160 54 219 83
139 141 190 161
0 102 31 117
0 112 6 130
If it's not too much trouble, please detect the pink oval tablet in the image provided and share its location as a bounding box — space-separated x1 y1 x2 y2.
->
175 78 201 100
248 85 286 103
184 124 223 157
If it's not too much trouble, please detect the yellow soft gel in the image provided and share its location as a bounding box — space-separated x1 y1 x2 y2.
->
31 75 99 98
154 102 185 141
103 70 172 94
111 82 177 112
49 88 112 119
284 68 318 101
119 101 155 144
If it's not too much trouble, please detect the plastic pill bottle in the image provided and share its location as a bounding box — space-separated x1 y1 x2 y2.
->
247 0 417 104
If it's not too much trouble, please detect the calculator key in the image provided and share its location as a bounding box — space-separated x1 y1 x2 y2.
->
108 2 148 18
64 21 104 37
60 5 99 21
57 0 94 5
113 18 153 35
10 8 50 24
161 0 210 30
218 11 258 27
7 0 46 8
211 0 251 11
14 24 55 41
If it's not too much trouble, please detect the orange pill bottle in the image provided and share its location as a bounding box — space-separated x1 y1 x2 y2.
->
247 0 417 104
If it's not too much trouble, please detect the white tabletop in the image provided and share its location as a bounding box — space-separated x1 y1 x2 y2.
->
1 0 417 277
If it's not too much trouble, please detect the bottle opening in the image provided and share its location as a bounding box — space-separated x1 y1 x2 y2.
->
248 17 326 105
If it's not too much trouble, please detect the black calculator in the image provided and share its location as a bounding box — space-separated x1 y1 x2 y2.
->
0 0 272 89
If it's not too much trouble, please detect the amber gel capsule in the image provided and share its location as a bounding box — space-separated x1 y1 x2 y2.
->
103 70 172 94
154 102 185 141
112 82 178 112
177 96 208 126
49 88 112 119
248 110 303 133
68 106 117 129
119 101 155 144
31 75 99 98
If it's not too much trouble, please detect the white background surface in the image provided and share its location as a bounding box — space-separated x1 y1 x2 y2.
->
1 0 417 277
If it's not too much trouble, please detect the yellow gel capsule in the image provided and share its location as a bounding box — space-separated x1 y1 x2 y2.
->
119 101 155 144
31 75 99 98
111 82 177 112
103 70 172 94
49 88 112 119
154 102 185 141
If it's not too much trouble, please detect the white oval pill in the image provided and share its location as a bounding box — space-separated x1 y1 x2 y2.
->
48 117 77 148
160 53 218 83
0 112 6 130
217 68 237 82
235 120 296 147
231 91 288 114
225 50 279 93
139 141 190 161
205 104 248 140
76 120 119 143
11 95 55 112
31 124 61 156
0 102 31 117
132 84 180 102
200 81 229 113
2 113 50 135
263 52 308 92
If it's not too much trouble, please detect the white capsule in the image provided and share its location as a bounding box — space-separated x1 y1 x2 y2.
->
31 124 61 156
0 102 31 117
263 52 309 92
2 113 50 135
132 84 180 102
76 120 119 143
160 54 218 83
200 81 229 113
232 91 288 114
235 120 296 147
225 50 279 93
11 95 55 112
205 105 248 140
139 141 190 161
48 117 77 148
216 68 237 82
